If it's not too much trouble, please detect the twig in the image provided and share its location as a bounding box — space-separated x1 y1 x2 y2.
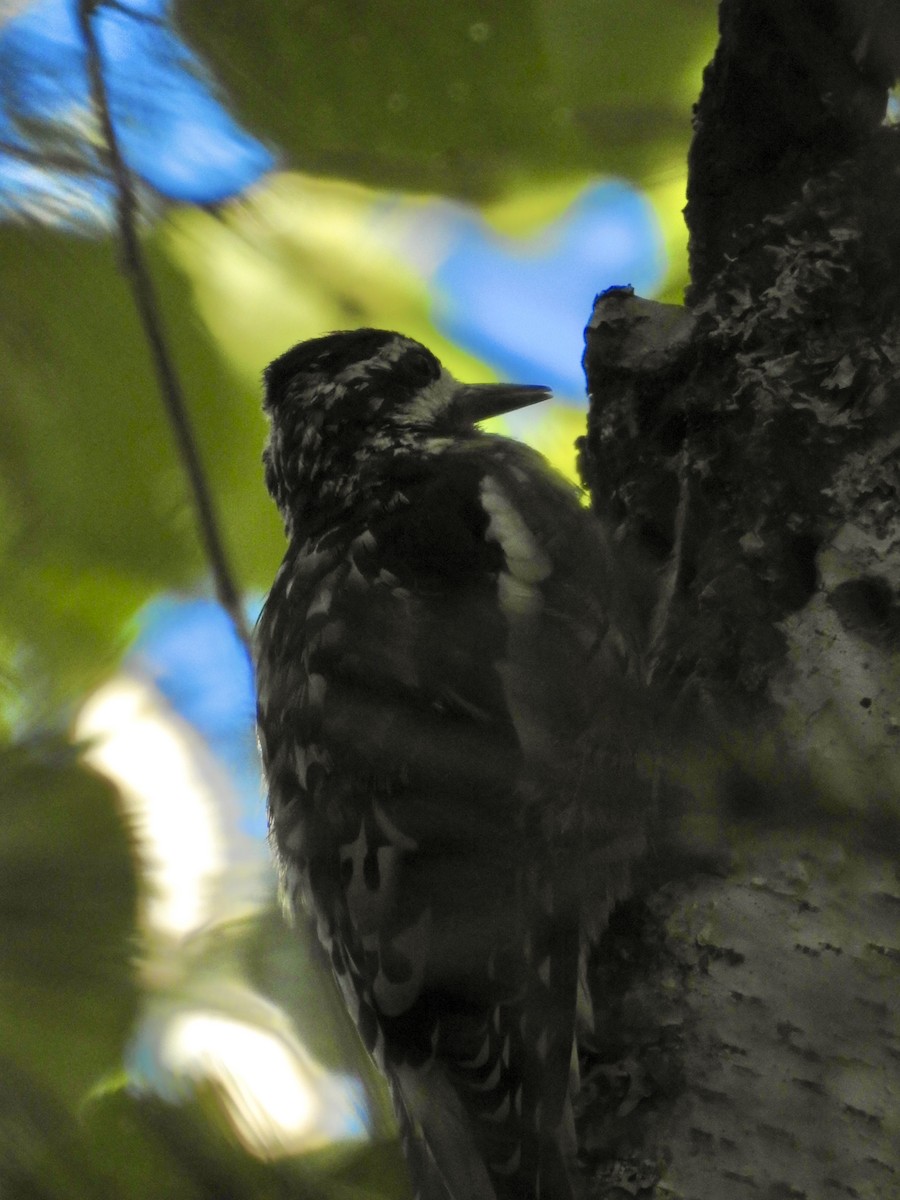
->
75 0 253 656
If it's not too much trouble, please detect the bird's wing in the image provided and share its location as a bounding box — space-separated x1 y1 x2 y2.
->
256 445 644 1200
472 441 650 936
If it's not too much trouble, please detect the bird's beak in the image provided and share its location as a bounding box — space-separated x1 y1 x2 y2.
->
450 383 552 425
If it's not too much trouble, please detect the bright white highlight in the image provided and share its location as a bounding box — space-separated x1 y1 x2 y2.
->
159 1000 368 1156
481 474 552 590
76 673 370 1158
76 675 230 938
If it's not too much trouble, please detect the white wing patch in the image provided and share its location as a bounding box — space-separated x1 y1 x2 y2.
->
480 474 551 615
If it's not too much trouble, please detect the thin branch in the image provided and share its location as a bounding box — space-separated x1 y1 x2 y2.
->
75 0 253 656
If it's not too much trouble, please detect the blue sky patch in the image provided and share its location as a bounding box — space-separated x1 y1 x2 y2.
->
0 0 273 228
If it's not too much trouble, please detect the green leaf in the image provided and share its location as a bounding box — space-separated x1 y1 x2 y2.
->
0 740 139 1108
0 225 283 708
178 0 717 198
85 1088 412 1200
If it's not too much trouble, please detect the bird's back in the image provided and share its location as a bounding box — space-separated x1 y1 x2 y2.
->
257 429 646 1200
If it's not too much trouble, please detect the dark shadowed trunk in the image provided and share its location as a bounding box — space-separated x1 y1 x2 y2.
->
576 2 900 1194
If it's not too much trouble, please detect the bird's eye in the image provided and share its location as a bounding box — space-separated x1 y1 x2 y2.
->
391 347 441 391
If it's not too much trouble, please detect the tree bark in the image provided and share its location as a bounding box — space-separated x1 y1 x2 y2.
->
578 2 900 1195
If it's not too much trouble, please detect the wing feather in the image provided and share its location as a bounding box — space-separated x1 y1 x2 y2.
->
256 438 647 1200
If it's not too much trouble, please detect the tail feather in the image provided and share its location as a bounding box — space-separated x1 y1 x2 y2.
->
387 911 581 1199
393 1057 499 1200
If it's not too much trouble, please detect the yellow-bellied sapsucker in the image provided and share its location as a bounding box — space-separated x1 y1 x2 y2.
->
255 329 646 1200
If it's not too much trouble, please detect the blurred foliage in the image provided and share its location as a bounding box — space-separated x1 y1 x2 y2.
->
0 224 282 715
0 738 137 1193
0 732 407 1197
179 0 714 197
162 175 493 393
0 1077 409 1200
0 740 138 1108
1 0 716 712
0 1 720 1195
81 1089 410 1200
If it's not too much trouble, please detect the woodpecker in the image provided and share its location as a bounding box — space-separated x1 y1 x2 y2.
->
255 329 646 1200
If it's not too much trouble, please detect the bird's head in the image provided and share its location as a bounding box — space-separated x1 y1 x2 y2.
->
262 328 550 533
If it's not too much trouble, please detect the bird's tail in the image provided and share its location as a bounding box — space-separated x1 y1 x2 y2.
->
390 911 581 1200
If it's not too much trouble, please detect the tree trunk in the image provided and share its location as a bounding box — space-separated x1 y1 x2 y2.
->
577 2 900 1195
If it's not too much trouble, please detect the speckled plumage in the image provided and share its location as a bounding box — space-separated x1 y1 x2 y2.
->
255 329 646 1200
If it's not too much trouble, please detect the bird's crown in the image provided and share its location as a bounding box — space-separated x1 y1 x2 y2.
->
262 328 549 533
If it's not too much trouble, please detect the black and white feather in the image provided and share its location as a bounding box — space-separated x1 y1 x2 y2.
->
255 329 646 1200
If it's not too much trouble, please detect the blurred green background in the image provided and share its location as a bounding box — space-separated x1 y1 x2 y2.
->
0 1 716 1194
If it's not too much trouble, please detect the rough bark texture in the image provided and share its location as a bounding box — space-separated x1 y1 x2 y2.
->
577 2 900 1195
